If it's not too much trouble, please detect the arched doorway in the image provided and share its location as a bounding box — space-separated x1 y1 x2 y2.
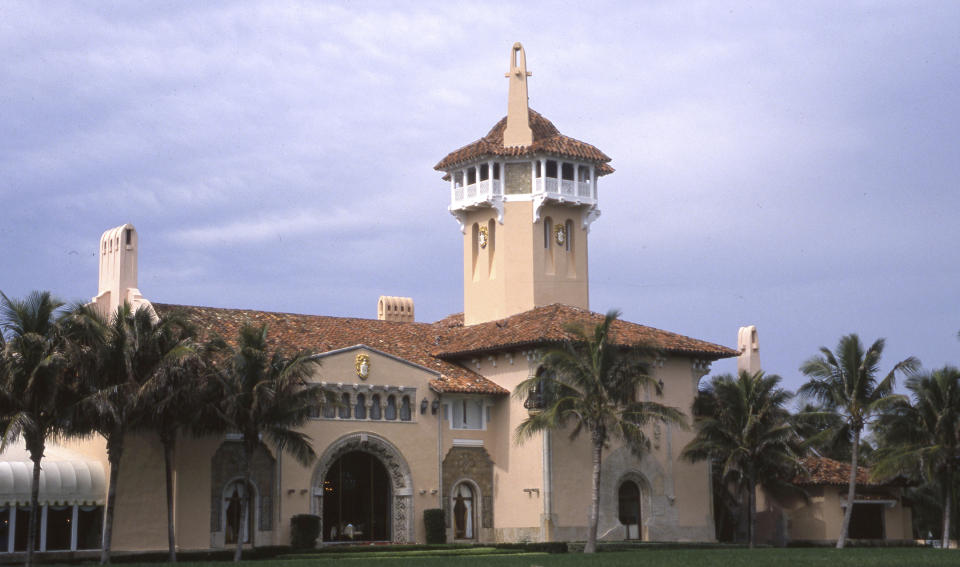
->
223 480 255 545
618 480 642 540
452 483 476 540
322 451 390 541
312 433 414 543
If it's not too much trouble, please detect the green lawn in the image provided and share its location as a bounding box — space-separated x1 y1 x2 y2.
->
107 547 960 567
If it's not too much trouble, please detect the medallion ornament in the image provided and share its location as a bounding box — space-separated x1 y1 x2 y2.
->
478 225 489 249
355 353 370 379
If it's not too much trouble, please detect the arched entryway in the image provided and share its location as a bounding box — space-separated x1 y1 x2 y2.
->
618 479 642 540
223 479 256 545
452 482 476 540
312 433 414 543
321 451 390 541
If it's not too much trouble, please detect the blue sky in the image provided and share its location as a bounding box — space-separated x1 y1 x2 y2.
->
1 1 958 394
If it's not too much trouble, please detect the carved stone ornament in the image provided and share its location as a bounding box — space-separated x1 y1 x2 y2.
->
478 225 488 249
554 223 566 246
355 353 370 380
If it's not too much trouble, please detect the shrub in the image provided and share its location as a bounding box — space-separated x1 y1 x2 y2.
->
423 508 446 544
290 514 321 549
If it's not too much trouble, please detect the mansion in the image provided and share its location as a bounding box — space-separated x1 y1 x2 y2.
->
1 43 910 554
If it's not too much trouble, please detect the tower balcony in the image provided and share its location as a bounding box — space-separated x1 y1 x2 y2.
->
448 158 598 214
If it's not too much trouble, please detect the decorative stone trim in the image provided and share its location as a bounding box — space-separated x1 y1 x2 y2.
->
311 432 414 544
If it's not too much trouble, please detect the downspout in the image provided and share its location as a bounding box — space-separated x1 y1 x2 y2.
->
436 391 444 510
277 446 282 546
542 429 553 542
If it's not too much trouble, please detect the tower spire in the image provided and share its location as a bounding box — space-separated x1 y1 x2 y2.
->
503 42 533 147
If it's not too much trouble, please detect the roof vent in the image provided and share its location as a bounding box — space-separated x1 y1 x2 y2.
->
378 296 414 323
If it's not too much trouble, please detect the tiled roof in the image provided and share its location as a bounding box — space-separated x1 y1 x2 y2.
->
793 456 906 488
154 302 738 395
434 109 614 175
152 304 508 395
433 304 738 360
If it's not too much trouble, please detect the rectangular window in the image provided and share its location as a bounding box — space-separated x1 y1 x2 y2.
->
451 399 483 430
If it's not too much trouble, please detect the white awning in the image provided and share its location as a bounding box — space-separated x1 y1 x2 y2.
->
0 442 106 506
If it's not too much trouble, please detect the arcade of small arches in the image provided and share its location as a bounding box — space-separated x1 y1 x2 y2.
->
311 384 418 423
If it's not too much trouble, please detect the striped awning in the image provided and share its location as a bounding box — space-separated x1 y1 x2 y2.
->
0 443 106 506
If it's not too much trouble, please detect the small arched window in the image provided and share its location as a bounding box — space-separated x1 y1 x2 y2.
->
355 394 367 420
399 396 412 421
224 480 254 545
339 393 351 419
385 395 397 420
370 394 382 420
452 482 476 539
565 219 574 252
543 217 552 249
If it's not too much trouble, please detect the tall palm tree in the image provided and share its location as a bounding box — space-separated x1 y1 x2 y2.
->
873 366 960 549
798 333 918 548
681 370 803 547
513 310 685 554
73 302 194 565
131 310 207 563
211 322 331 562
0 291 78 567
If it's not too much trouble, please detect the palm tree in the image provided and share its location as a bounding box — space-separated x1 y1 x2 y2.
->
73 302 194 565
681 370 803 547
513 310 685 553
131 310 208 563
210 322 331 562
0 291 79 567
873 366 960 549
798 333 918 548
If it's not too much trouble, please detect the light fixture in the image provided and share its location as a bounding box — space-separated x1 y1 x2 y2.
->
431 399 440 415
420 399 429 414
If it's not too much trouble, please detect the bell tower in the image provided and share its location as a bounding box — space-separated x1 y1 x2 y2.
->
436 43 613 326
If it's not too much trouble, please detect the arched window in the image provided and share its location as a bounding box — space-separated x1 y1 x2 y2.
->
543 217 552 249
322 398 336 419
370 394 382 420
487 219 496 277
452 483 475 539
385 395 397 420
399 396 412 421
339 393 351 419
355 394 367 420
224 480 255 545
565 219 573 252
471 223 479 280
618 480 641 540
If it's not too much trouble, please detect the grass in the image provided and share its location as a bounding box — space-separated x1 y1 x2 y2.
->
100 547 960 567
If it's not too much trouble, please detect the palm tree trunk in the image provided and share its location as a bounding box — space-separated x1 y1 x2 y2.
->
584 436 603 554
837 426 860 549
26 441 44 567
748 477 756 549
942 487 951 549
101 429 125 565
162 431 177 562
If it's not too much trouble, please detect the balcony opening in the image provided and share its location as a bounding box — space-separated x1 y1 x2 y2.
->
466 167 477 185
493 163 500 180
535 161 542 178
479 164 489 182
454 171 464 188
545 160 557 178
561 163 574 181
578 165 591 182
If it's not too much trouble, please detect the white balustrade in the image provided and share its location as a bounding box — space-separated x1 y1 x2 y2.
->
466 183 477 198
478 179 490 196
545 178 558 193
577 181 591 197
561 179 574 195
492 179 502 195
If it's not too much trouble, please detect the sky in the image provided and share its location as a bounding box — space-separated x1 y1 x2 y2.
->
1 1 958 396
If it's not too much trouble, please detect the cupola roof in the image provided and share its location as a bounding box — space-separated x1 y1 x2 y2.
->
434 109 614 175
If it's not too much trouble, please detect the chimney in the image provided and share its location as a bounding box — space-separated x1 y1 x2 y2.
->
378 296 414 323
90 223 154 319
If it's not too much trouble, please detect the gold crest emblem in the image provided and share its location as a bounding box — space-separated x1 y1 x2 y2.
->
478 225 489 249
355 353 370 379
554 224 566 246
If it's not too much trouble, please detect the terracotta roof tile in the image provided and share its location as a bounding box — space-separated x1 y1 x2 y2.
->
153 304 508 395
434 109 614 175
793 456 906 487
432 304 738 359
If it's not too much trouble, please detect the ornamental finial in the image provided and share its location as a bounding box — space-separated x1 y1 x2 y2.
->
503 42 533 147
